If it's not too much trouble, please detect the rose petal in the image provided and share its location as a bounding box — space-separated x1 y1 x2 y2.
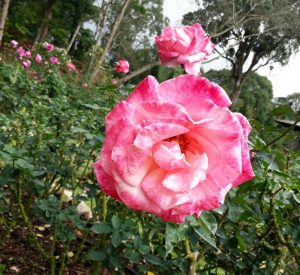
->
134 122 189 151
142 169 190 210
93 162 120 201
159 75 231 121
191 175 232 210
152 141 190 170
232 113 255 187
127 76 160 106
190 105 243 186
162 153 208 192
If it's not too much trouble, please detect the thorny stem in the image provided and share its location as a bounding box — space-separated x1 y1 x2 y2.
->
50 187 68 275
73 230 89 262
184 239 199 275
58 241 70 275
90 194 109 273
17 182 48 259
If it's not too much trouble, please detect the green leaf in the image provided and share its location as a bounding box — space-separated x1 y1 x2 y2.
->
111 215 121 229
195 227 217 249
195 213 217 249
81 103 101 110
293 192 300 204
15 159 34 171
109 254 121 267
31 170 45 177
85 250 106 261
71 127 87 133
90 223 112 234
138 245 150 255
199 212 217 235
236 235 247 252
144 254 162 265
111 231 122 247
165 223 177 256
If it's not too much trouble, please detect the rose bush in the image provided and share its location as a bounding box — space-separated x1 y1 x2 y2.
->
155 23 215 75
94 75 254 223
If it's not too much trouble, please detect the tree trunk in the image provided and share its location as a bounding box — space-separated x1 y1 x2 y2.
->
0 0 10 47
90 0 130 84
231 79 242 109
116 61 160 85
85 1 110 79
34 0 57 44
66 21 81 54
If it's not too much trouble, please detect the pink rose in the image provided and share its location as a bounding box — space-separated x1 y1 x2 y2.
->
11 40 18 48
22 60 31 70
44 42 55 52
94 75 254 223
35 54 42 64
66 63 76 72
17 47 26 59
25 51 31 58
49 56 58 64
155 23 215 75
111 79 117 85
115 59 130 73
82 83 88 88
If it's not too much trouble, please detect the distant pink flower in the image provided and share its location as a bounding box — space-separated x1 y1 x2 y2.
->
155 23 215 75
44 42 55 52
112 79 117 85
82 83 88 88
94 75 254 223
66 63 76 72
44 61 48 65
17 47 26 59
115 59 129 73
49 56 58 64
22 60 31 70
35 54 42 64
25 51 31 58
11 40 18 48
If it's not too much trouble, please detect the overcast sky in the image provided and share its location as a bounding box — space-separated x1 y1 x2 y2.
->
163 0 300 98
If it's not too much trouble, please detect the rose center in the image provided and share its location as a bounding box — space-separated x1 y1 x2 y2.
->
164 134 189 153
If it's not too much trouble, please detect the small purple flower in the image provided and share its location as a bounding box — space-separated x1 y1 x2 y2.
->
49 56 58 64
44 42 55 52
17 47 26 59
35 54 42 64
22 60 31 70
11 40 18 48
25 51 31 58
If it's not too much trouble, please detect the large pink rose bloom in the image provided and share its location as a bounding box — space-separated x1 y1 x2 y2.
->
155 23 215 75
94 75 254 223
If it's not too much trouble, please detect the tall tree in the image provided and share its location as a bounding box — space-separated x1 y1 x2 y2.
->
88 0 168 83
34 0 57 44
110 0 168 70
90 0 130 83
0 0 10 47
183 0 300 105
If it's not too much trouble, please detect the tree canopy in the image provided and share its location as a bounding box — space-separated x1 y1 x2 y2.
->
183 0 300 103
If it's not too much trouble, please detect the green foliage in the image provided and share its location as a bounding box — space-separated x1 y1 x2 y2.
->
5 0 97 56
0 37 300 275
